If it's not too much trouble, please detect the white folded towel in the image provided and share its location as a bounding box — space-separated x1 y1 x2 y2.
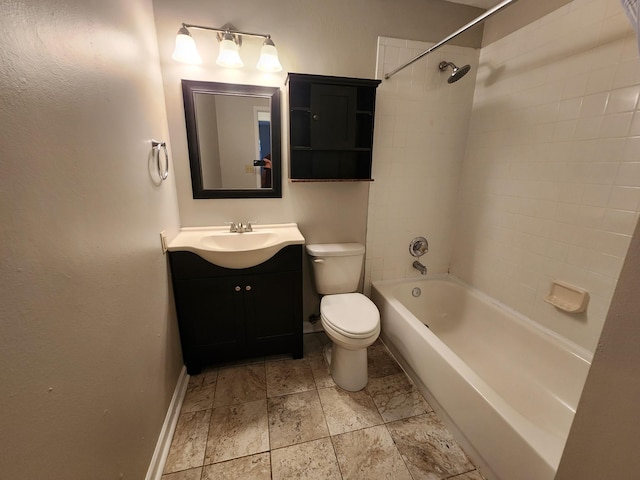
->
620 0 640 54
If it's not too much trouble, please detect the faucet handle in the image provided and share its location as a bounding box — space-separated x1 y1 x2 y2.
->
224 221 238 233
246 221 257 232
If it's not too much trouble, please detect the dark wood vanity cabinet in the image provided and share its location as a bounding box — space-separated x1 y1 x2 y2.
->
169 246 303 374
287 73 381 181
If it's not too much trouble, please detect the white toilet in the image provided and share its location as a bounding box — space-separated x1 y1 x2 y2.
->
306 243 380 391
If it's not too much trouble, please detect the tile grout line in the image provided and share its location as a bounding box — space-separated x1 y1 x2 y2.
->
315 374 342 479
200 368 218 477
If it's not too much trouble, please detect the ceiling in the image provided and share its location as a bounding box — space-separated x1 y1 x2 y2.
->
445 0 496 8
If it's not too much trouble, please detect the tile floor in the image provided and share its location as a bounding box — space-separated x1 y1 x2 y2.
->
161 333 485 480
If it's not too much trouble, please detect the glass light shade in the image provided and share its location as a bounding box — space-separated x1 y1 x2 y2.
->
256 42 282 72
216 37 243 68
171 29 202 64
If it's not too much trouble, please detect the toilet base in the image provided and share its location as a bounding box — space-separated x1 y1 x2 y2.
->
325 343 369 391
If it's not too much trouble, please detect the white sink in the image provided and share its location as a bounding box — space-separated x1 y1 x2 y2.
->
167 223 305 269
200 231 278 251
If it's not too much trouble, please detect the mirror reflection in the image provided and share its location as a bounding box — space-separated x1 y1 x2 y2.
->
182 80 281 199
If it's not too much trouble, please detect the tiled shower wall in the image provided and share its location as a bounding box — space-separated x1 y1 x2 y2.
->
365 38 479 291
450 0 640 352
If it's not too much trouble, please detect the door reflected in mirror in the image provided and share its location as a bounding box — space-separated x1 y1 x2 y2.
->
182 80 281 199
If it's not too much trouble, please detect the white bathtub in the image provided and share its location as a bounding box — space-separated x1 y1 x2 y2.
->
371 275 591 480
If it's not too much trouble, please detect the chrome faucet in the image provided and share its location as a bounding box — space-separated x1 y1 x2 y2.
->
413 260 427 275
225 221 256 233
225 222 242 233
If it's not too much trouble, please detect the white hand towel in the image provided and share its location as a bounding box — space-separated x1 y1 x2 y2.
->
620 0 640 54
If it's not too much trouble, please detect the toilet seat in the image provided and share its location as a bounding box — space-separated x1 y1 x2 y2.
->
320 293 380 339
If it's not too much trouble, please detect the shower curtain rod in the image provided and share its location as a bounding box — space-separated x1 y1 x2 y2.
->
384 0 520 80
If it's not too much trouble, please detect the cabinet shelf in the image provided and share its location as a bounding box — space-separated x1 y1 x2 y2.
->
287 73 380 181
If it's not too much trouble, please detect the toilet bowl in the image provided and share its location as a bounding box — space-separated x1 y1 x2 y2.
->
306 243 381 391
320 293 380 391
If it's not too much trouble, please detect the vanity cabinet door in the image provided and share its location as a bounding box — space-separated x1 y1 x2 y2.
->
244 270 303 358
172 276 245 373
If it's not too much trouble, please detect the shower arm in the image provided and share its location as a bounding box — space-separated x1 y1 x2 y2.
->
383 0 520 80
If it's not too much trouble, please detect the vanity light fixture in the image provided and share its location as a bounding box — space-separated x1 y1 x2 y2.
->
172 23 282 72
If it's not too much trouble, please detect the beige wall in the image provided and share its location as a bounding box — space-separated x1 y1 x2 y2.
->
151 0 484 320
451 0 640 352
482 0 572 46
0 0 183 478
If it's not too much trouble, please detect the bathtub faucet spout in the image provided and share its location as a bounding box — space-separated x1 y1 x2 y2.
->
413 260 427 275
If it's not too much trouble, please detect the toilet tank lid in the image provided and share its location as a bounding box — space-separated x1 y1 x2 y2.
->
306 243 365 257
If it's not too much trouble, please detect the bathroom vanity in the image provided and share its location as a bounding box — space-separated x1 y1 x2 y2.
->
167 225 304 374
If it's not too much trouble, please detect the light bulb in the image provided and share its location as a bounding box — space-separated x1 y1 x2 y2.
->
216 33 243 68
171 27 202 64
256 38 282 72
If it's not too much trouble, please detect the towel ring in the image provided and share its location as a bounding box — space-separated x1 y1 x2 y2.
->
151 140 169 181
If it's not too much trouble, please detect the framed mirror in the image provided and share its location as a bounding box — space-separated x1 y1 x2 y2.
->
182 80 282 198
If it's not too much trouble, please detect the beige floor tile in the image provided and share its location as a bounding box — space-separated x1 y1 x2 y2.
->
310 362 337 389
268 390 329 449
213 363 266 407
304 333 336 389
161 467 202 480
367 343 403 378
163 410 211 474
308 350 337 389
181 385 216 413
317 386 383 435
187 368 218 392
266 358 315 397
271 437 342 480
387 413 475 479
303 332 330 356
366 372 431 422
205 399 269 464
332 425 412 480
310 359 337 389
163 334 483 480
201 452 271 480
303 331 322 356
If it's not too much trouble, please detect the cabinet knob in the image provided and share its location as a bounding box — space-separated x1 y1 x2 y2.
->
235 286 241 292
245 285 252 291
312 114 319 121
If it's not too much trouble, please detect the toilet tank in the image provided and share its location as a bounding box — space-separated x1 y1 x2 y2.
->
306 243 366 294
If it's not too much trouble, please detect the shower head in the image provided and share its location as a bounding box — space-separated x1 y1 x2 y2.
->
438 61 471 84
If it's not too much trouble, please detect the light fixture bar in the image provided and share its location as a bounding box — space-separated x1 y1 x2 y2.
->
180 23 273 41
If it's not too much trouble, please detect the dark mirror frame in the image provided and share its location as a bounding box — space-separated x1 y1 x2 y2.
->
181 79 282 199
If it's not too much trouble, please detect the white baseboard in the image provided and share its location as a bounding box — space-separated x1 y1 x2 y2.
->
145 366 189 480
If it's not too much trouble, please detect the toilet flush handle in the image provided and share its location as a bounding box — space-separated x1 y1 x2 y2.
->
313 258 325 264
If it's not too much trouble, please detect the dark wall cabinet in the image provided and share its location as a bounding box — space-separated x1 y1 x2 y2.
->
287 73 381 181
169 246 303 374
